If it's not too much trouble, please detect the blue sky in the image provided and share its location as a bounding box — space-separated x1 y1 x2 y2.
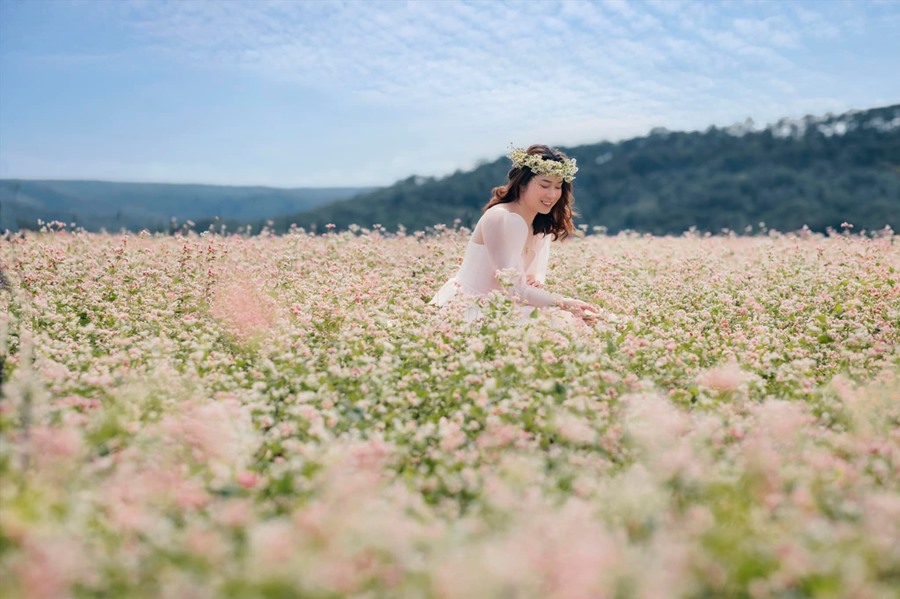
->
1 0 899 187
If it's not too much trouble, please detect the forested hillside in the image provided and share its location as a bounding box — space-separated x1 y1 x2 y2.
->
3 105 896 235
281 104 900 235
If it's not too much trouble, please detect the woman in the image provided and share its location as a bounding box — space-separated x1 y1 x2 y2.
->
432 144 599 322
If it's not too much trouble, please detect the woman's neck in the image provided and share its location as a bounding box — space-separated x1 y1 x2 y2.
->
508 201 536 225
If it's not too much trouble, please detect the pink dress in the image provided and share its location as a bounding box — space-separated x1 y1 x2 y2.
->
431 205 557 308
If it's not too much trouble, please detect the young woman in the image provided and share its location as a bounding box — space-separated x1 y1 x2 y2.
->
432 144 599 321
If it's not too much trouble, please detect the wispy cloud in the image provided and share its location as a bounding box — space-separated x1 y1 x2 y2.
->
103 0 878 121
733 16 799 49
2 0 899 185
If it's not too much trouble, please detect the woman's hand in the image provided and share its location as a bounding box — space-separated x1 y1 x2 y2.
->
559 297 601 322
526 274 544 288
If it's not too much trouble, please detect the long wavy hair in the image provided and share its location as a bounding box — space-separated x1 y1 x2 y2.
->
483 144 575 241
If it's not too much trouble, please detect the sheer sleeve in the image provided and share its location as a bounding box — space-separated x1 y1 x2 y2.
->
526 233 551 285
480 208 558 308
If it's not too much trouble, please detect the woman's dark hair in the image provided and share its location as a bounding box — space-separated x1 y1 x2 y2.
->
482 144 575 241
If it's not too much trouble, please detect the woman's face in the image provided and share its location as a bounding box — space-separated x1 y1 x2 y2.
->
519 174 563 215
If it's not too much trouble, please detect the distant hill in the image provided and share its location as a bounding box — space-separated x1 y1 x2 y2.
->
0 180 376 232
279 104 900 235
4 104 897 236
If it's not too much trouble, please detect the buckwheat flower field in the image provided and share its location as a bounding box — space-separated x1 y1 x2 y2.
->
1 226 898 599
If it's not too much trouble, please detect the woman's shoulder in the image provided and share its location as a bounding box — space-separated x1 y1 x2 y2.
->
482 204 529 230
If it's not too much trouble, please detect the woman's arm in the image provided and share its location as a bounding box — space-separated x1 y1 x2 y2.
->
480 209 559 307
481 209 600 320
526 233 551 287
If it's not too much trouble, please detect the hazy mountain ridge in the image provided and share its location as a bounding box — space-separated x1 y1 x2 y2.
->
280 103 900 235
0 180 376 232
2 104 897 235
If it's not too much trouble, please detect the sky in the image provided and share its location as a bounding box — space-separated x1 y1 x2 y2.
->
1 0 899 188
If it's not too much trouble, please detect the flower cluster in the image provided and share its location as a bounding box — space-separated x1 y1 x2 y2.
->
0 225 898 598
508 146 578 182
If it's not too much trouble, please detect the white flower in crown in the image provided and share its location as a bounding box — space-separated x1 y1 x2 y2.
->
507 146 578 183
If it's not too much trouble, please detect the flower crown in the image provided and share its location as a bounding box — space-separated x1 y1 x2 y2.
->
508 146 578 183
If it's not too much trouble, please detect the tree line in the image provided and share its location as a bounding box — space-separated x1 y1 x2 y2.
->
275 104 899 235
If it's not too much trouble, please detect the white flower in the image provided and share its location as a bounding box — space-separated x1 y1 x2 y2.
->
508 146 578 182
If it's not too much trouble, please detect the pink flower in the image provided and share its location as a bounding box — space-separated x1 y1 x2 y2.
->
440 421 467 452
555 413 597 445
209 277 278 342
13 534 93 599
237 471 260 489
696 360 748 392
215 499 254 528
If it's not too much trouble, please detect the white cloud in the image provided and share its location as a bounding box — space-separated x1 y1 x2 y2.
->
695 28 794 71
793 5 841 39
101 0 886 124
733 16 798 48
602 0 663 31
5 0 899 185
